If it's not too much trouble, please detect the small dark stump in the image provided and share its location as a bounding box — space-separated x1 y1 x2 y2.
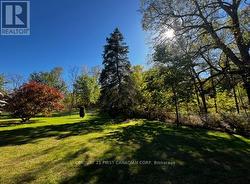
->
79 106 85 118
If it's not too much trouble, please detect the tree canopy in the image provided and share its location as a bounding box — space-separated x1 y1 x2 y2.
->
5 82 64 122
30 67 67 93
74 73 100 107
141 0 250 103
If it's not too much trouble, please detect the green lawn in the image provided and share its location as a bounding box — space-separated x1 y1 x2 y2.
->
0 113 249 184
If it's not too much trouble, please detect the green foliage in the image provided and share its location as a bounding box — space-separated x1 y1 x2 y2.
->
30 67 67 93
131 65 144 97
74 74 100 107
132 67 175 121
142 44 195 123
143 68 170 108
141 0 250 103
207 91 235 112
99 28 137 116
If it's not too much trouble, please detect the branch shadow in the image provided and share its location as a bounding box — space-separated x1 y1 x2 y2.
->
1 113 249 184
61 121 250 184
0 114 114 147
0 120 39 127
13 146 90 184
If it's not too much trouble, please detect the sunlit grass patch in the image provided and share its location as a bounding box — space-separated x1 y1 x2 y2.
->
0 113 249 184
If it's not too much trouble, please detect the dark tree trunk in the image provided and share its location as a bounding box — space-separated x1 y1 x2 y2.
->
241 74 250 105
228 72 240 113
214 97 218 113
226 58 240 112
211 74 218 113
200 86 208 114
192 68 208 114
172 86 180 127
237 87 249 116
194 82 202 114
232 85 240 114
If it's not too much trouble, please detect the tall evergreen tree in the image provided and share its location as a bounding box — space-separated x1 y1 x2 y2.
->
99 28 136 116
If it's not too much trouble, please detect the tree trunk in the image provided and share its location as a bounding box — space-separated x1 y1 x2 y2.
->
192 68 208 114
232 85 240 114
186 102 191 123
226 58 240 112
213 96 218 113
200 86 208 114
237 85 249 117
241 74 250 105
211 73 218 113
194 82 202 114
172 86 180 127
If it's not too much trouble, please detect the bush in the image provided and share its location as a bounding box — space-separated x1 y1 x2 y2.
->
221 113 250 136
203 113 222 129
180 112 250 136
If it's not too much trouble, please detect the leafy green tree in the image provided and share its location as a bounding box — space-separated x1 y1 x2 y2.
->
153 46 194 125
142 68 171 116
131 65 145 105
74 74 100 107
30 67 67 93
141 0 250 103
99 28 137 116
131 66 170 118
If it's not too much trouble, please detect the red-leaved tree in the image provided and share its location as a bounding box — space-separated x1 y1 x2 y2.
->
5 82 64 122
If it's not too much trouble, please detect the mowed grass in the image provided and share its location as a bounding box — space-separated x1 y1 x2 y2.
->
0 113 249 184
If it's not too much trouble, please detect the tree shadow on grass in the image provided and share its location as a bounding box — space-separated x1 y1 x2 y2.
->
0 114 114 147
61 121 250 184
1 114 249 183
12 146 90 184
0 120 39 127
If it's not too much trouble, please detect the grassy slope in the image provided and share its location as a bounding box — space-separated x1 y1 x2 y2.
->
0 113 249 184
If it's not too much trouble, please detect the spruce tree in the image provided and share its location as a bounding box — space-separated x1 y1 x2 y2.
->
99 28 136 116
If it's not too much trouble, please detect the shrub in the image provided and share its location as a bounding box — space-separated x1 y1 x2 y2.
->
221 113 250 136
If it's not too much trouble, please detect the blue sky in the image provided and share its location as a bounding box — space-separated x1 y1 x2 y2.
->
0 0 148 81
